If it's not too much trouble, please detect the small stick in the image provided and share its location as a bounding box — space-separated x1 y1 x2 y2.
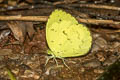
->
0 15 120 28
77 18 120 25
53 0 78 5
0 15 48 21
69 4 120 11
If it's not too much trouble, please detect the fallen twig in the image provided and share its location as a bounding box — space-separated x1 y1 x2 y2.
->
69 4 120 11
53 0 78 5
0 15 48 21
0 15 120 28
77 18 120 25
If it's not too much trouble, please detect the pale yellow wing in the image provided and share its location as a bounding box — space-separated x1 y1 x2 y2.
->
46 20 92 57
46 9 78 31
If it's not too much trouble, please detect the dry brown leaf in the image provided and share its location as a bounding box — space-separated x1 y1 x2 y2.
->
25 22 35 40
7 21 35 44
7 21 27 44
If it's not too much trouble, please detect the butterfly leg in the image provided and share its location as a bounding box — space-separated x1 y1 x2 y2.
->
45 56 53 66
53 56 59 66
45 55 71 69
58 57 70 69
45 51 70 69
45 55 59 66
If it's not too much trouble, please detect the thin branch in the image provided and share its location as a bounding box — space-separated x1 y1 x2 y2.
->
53 0 78 5
77 18 120 25
0 15 48 21
69 4 120 11
0 15 120 28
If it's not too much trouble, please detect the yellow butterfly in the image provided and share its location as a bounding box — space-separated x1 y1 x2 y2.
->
46 9 92 68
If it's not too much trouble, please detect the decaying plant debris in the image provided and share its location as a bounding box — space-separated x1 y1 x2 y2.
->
0 0 120 80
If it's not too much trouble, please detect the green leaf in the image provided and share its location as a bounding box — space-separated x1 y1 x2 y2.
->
6 68 16 80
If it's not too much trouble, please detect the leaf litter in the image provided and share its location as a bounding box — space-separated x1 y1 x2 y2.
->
0 0 120 80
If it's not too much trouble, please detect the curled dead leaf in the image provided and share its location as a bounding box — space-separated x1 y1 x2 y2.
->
7 21 26 44
25 22 35 40
7 21 35 43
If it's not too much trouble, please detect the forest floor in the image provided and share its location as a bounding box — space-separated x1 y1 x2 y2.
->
0 0 120 80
